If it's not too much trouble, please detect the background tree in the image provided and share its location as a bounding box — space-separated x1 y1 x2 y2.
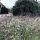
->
13 0 39 16
1 6 9 14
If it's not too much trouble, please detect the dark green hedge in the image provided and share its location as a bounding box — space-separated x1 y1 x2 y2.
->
13 0 39 16
1 6 8 14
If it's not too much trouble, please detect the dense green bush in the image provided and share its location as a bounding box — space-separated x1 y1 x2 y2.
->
1 7 8 14
38 3 40 16
13 0 39 16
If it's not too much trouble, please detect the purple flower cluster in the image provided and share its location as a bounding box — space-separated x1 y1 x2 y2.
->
1 25 6 30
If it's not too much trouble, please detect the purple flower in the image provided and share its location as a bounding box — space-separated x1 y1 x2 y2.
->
1 25 6 30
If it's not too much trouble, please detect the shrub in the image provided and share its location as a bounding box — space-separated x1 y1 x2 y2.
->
13 0 39 16
1 6 8 14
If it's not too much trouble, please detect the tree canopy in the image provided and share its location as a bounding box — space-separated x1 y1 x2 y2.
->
13 0 39 16
1 6 9 14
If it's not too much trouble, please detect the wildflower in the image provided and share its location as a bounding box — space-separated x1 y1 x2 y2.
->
1 25 6 30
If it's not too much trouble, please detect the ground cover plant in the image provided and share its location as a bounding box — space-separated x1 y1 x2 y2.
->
0 16 40 40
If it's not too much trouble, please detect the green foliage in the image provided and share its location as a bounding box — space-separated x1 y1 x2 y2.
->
1 7 8 14
0 16 40 40
38 3 40 15
13 0 39 16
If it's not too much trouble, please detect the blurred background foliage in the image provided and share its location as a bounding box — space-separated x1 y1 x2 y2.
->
1 6 9 14
13 0 40 16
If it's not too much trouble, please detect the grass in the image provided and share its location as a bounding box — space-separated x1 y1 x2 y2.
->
0 16 40 40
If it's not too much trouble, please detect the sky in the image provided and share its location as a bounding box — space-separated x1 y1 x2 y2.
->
1 0 17 9
1 0 40 9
